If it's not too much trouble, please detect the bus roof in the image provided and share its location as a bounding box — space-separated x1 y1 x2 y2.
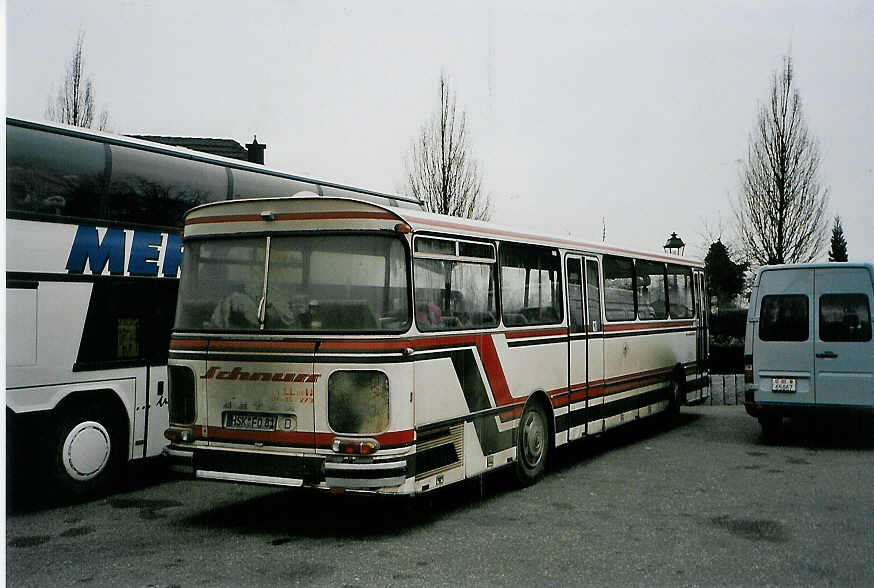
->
6 116 423 209
184 196 704 267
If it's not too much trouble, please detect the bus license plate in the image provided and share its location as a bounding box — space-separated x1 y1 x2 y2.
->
772 378 796 393
224 412 278 431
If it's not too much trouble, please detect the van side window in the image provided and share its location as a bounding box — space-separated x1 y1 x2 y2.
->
759 294 809 341
819 294 872 342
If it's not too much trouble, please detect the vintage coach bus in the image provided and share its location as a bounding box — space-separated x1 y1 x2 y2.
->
164 196 708 494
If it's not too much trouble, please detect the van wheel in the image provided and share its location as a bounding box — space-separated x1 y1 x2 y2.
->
758 415 782 439
515 402 548 486
49 406 124 498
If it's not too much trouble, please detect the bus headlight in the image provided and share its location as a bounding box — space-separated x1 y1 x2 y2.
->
328 371 389 434
168 365 196 424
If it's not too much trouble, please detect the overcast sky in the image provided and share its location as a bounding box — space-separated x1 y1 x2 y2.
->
7 1 874 261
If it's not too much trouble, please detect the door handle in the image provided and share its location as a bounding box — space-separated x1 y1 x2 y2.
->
815 351 838 359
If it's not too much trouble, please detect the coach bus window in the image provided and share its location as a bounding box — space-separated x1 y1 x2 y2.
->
176 239 267 330
636 260 668 320
667 264 694 319
232 168 318 198
414 237 497 331
75 278 179 369
6 125 106 220
177 235 410 333
500 244 562 327
759 294 809 341
108 144 227 228
819 294 872 342
603 256 635 321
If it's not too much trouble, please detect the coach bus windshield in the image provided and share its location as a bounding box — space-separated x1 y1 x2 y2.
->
174 234 410 333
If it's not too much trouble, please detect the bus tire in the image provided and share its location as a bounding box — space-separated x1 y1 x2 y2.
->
668 370 685 415
515 401 548 486
49 405 124 499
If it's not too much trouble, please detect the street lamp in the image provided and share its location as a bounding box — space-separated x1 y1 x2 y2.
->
663 232 685 256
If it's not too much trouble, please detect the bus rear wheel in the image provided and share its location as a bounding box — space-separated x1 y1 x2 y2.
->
668 372 685 415
49 406 124 499
515 402 548 485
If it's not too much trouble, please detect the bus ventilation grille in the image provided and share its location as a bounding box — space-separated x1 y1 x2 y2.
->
415 424 464 480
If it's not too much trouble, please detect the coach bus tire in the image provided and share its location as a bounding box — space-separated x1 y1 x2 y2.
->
667 370 685 416
515 401 548 486
49 405 124 499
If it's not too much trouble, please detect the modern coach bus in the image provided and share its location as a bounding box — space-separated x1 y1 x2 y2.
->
164 196 709 494
5 117 421 498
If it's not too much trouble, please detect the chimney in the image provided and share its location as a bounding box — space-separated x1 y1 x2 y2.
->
246 135 266 164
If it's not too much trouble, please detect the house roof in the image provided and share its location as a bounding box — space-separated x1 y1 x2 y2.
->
129 136 249 161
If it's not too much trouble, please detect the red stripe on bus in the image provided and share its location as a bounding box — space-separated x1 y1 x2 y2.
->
186 211 398 226
505 327 568 340
602 320 694 333
209 339 317 353
170 338 209 351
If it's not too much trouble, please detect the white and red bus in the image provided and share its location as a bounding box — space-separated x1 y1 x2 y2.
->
164 196 708 493
5 117 420 498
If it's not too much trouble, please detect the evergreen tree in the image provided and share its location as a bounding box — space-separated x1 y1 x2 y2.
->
705 240 749 308
828 216 848 262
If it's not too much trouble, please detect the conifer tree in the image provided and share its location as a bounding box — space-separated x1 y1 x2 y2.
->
827 216 848 262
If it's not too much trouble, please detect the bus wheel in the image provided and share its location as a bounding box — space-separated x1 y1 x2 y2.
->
668 373 685 415
515 402 548 485
50 407 123 498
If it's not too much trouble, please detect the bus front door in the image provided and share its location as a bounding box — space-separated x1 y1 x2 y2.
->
567 257 587 440
585 257 605 435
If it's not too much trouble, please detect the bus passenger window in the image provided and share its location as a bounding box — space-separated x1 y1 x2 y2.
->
500 244 563 327
413 239 497 332
603 256 635 321
667 264 694 319
636 260 667 320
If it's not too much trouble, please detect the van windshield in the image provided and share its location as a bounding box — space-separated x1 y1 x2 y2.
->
174 234 410 333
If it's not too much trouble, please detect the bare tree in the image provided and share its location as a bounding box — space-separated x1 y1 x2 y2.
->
46 30 111 131
734 56 828 265
406 73 491 220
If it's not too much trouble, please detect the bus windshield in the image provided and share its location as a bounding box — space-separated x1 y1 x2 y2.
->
174 234 410 333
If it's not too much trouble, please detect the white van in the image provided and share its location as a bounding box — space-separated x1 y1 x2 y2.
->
744 263 874 434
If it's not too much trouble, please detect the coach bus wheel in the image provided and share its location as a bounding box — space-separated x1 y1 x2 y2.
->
668 372 685 415
515 402 548 485
50 406 124 498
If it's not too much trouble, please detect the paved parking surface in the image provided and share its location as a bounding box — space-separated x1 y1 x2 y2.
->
6 405 874 587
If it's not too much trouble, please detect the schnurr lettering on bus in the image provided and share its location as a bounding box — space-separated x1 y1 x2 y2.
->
65 225 183 277
200 366 322 383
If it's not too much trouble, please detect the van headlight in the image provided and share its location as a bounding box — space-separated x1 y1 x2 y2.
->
328 371 389 434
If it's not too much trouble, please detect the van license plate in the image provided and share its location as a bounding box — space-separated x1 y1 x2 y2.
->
772 378 796 393
224 412 278 431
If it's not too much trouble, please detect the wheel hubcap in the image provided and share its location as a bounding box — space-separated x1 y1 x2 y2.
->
62 421 111 480
522 412 545 467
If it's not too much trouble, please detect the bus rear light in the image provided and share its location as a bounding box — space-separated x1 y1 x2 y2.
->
332 437 380 455
165 427 194 443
